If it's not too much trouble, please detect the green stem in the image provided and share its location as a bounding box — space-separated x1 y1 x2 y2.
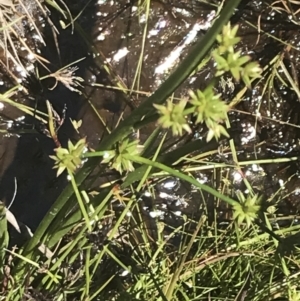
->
68 169 92 232
124 154 239 207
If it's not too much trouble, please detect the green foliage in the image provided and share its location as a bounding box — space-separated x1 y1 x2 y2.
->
50 138 87 176
0 202 8 276
154 84 230 142
214 50 251 80
154 98 191 136
153 22 262 142
188 86 226 124
102 139 141 173
233 191 262 228
153 85 230 142
241 61 263 87
213 22 262 87
9 1 300 301
189 86 229 141
215 23 241 53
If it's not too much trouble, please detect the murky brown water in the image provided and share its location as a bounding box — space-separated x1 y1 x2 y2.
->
1 0 300 238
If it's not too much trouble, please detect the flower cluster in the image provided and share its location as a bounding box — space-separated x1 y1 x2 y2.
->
154 23 262 141
102 139 141 174
213 23 262 87
154 86 229 142
154 99 191 136
49 66 84 94
189 86 229 141
50 138 86 176
232 191 262 228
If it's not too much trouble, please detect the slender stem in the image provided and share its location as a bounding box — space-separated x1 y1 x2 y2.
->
125 154 239 207
68 169 92 232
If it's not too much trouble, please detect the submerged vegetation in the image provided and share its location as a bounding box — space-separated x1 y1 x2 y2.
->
1 0 300 300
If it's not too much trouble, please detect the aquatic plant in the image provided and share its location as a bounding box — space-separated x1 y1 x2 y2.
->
2 0 300 300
